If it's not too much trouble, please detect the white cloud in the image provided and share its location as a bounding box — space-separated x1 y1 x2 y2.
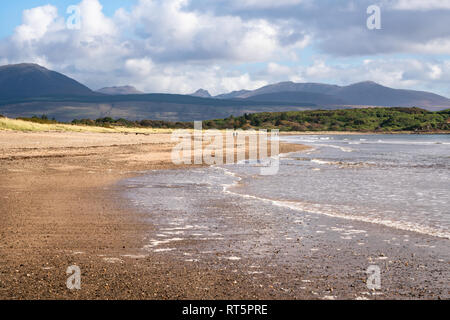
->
78 0 117 37
127 0 308 63
428 64 442 80
14 5 62 43
254 58 450 97
407 38 450 55
125 58 154 77
0 0 311 94
9 0 123 69
218 74 267 94
305 60 333 78
115 64 268 95
267 62 292 76
2 0 450 97
391 0 450 11
231 0 305 9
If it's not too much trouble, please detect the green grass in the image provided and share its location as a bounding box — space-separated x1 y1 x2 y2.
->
0 117 174 133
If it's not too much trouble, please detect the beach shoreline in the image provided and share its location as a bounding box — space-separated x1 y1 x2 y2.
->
0 130 310 299
280 131 450 135
0 131 448 300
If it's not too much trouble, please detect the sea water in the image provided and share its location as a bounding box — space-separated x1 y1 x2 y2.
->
123 134 450 241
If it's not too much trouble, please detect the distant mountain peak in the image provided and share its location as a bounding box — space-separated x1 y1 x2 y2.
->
274 81 295 85
1 62 449 123
3 62 44 68
190 89 211 98
215 79 450 109
351 80 382 86
97 85 143 95
0 63 49 74
0 62 95 99
214 89 252 99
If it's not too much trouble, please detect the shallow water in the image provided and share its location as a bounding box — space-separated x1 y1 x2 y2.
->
123 134 450 240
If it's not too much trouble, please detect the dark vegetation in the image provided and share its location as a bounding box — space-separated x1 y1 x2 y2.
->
17 108 450 132
17 114 58 124
205 108 450 132
71 117 193 129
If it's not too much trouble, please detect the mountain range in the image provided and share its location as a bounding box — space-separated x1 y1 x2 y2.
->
217 81 450 109
190 89 212 98
97 86 143 95
0 63 448 121
0 63 95 99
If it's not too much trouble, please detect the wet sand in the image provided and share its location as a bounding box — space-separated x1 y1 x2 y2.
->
0 130 313 299
0 131 448 299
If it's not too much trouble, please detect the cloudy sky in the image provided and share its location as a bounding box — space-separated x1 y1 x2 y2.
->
1 0 450 96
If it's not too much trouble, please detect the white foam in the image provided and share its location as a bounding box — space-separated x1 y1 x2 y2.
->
162 231 185 235
316 143 353 153
154 248 176 253
225 256 241 261
311 159 335 165
270 199 450 240
222 183 450 239
161 226 194 231
103 257 124 264
122 254 147 259
144 238 184 249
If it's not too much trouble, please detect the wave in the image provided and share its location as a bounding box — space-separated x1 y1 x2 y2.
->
311 159 336 165
216 166 450 240
281 135 450 147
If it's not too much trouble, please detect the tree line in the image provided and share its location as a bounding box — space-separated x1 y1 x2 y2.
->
17 107 450 132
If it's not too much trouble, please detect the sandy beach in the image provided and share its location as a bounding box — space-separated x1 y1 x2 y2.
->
0 130 306 299
0 130 448 300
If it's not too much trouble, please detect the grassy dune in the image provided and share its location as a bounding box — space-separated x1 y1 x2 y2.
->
0 117 174 134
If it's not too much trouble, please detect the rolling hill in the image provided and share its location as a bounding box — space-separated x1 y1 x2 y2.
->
217 81 450 110
219 82 340 99
242 91 346 105
331 81 450 108
0 63 449 121
97 86 143 95
0 63 97 99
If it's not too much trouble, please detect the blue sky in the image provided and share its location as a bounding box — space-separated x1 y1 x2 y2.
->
1 0 450 96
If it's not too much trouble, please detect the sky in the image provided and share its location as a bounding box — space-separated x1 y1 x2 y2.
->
1 0 450 96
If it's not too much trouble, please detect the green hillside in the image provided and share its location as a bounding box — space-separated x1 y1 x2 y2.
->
204 107 450 132
66 107 450 132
